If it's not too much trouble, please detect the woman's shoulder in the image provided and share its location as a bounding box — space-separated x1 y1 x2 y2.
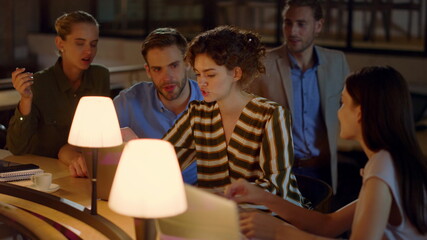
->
32 65 57 88
242 96 291 123
363 150 395 183
33 65 55 78
367 150 393 168
249 96 289 112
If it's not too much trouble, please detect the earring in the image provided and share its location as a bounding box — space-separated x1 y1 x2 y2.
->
60 49 64 53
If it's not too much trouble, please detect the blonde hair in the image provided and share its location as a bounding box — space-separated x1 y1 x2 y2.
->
55 10 98 40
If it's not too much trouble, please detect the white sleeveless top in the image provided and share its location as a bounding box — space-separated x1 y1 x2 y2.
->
361 150 426 240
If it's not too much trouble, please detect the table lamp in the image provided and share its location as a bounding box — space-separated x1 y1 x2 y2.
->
108 139 187 240
68 96 123 215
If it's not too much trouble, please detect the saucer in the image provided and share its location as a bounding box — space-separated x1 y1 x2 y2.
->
27 183 60 193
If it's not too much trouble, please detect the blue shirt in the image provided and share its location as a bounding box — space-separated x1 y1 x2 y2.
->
113 79 203 184
289 51 328 160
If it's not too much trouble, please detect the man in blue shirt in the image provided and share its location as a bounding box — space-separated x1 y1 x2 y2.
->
250 0 349 193
113 28 203 184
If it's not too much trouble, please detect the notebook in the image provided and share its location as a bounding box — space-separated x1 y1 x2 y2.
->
83 144 124 200
0 159 44 182
157 184 241 240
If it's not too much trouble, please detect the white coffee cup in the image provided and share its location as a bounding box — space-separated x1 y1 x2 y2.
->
31 173 52 191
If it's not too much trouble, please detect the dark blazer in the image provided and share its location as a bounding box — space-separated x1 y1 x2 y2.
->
250 44 350 193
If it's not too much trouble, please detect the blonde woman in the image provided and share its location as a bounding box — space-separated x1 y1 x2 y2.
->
8 11 109 177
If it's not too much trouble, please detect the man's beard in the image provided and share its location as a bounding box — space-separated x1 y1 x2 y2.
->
156 73 188 101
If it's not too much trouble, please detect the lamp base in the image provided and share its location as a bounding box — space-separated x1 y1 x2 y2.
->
91 148 98 215
134 218 156 240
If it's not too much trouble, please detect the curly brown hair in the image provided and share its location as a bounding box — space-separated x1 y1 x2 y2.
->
185 25 265 90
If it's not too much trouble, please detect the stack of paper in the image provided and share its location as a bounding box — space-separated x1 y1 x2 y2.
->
0 160 44 182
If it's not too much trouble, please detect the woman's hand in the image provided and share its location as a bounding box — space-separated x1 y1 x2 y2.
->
240 211 287 240
12 68 34 99
224 178 269 205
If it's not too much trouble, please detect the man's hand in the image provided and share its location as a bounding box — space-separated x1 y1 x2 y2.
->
68 153 88 177
58 144 88 177
121 127 139 142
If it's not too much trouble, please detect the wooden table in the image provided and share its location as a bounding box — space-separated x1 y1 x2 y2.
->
0 89 20 111
0 150 135 239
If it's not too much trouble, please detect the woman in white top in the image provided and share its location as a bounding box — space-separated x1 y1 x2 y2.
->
225 66 427 239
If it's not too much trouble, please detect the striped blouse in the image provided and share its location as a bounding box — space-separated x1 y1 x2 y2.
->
163 97 306 206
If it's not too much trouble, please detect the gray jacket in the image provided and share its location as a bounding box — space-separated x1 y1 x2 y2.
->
250 44 350 193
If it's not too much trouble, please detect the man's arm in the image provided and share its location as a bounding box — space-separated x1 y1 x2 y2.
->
120 127 138 142
58 144 88 177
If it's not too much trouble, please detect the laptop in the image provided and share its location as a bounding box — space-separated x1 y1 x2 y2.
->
157 184 241 240
84 143 125 201
87 148 242 239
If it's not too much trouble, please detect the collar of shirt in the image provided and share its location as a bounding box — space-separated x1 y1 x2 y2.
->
152 87 168 113
288 47 326 159
54 57 93 94
288 47 321 70
152 79 203 116
113 79 203 139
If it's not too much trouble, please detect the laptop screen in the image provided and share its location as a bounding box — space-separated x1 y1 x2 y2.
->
157 185 241 240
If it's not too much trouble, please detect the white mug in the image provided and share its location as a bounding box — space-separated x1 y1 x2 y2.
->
31 173 52 191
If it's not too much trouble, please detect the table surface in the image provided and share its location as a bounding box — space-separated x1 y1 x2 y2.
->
0 149 135 239
0 89 20 111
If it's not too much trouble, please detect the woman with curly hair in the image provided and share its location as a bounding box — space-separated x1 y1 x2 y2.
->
163 26 308 208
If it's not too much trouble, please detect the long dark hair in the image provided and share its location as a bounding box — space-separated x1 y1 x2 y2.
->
346 66 427 234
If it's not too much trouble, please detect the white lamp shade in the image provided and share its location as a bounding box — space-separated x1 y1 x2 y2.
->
68 96 122 148
108 139 187 218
